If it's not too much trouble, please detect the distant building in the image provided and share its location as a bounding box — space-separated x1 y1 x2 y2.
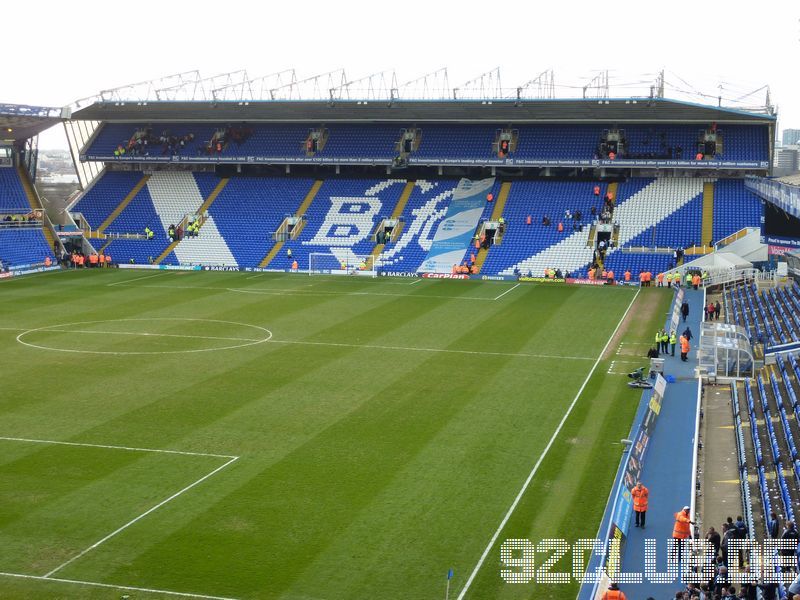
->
782 129 800 146
774 146 800 176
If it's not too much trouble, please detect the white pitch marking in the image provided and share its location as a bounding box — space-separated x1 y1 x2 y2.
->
0 571 239 600
43 455 239 578
15 318 273 356
107 281 495 300
268 338 594 361
455 287 641 600
107 272 165 287
28 328 263 343
228 287 492 301
408 278 423 285
0 326 27 331
493 283 520 301
0 436 236 460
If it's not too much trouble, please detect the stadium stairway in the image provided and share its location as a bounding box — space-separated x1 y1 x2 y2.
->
607 181 619 202
701 181 714 246
97 174 150 235
154 177 229 265
17 166 58 253
259 179 323 268
473 181 511 273
196 177 229 217
153 239 181 265
369 180 415 259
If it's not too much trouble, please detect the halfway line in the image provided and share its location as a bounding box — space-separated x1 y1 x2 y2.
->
268 338 593 361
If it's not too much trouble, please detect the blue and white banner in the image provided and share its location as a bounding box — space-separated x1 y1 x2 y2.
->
747 176 800 221
83 153 767 171
418 178 494 273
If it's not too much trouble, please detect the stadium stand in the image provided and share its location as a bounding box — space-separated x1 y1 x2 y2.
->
726 282 800 347
411 125 499 162
282 178 408 271
0 167 31 211
0 227 54 269
712 179 763 243
103 178 160 235
322 124 400 160
482 180 604 276
84 123 770 164
72 171 143 229
377 179 457 273
195 175 315 267
71 171 768 275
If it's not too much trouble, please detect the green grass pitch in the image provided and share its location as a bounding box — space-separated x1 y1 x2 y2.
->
0 270 671 599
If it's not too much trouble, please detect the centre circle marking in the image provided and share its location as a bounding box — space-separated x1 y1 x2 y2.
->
16 318 273 355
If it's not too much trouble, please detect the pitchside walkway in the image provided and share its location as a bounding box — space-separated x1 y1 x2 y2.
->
579 287 705 600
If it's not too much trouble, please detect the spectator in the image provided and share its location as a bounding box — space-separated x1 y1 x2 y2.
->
715 301 722 320
781 521 799 563
706 527 721 561
768 512 780 538
734 516 748 539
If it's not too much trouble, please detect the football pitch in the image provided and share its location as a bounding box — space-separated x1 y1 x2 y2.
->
0 270 671 599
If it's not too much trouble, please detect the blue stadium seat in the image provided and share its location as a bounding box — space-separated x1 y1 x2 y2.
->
0 168 30 212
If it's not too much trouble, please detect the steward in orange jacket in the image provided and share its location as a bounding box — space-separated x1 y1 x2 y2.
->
601 582 626 600
631 482 649 528
672 506 695 561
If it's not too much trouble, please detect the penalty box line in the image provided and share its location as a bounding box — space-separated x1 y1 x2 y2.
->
0 571 239 600
0 436 239 580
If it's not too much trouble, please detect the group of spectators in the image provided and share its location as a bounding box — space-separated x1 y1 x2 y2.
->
2 212 41 224
67 250 111 268
115 129 196 158
705 301 722 321
668 515 799 599
539 207 586 233
113 124 254 158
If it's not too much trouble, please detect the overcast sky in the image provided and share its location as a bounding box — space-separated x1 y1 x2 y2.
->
5 0 796 148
